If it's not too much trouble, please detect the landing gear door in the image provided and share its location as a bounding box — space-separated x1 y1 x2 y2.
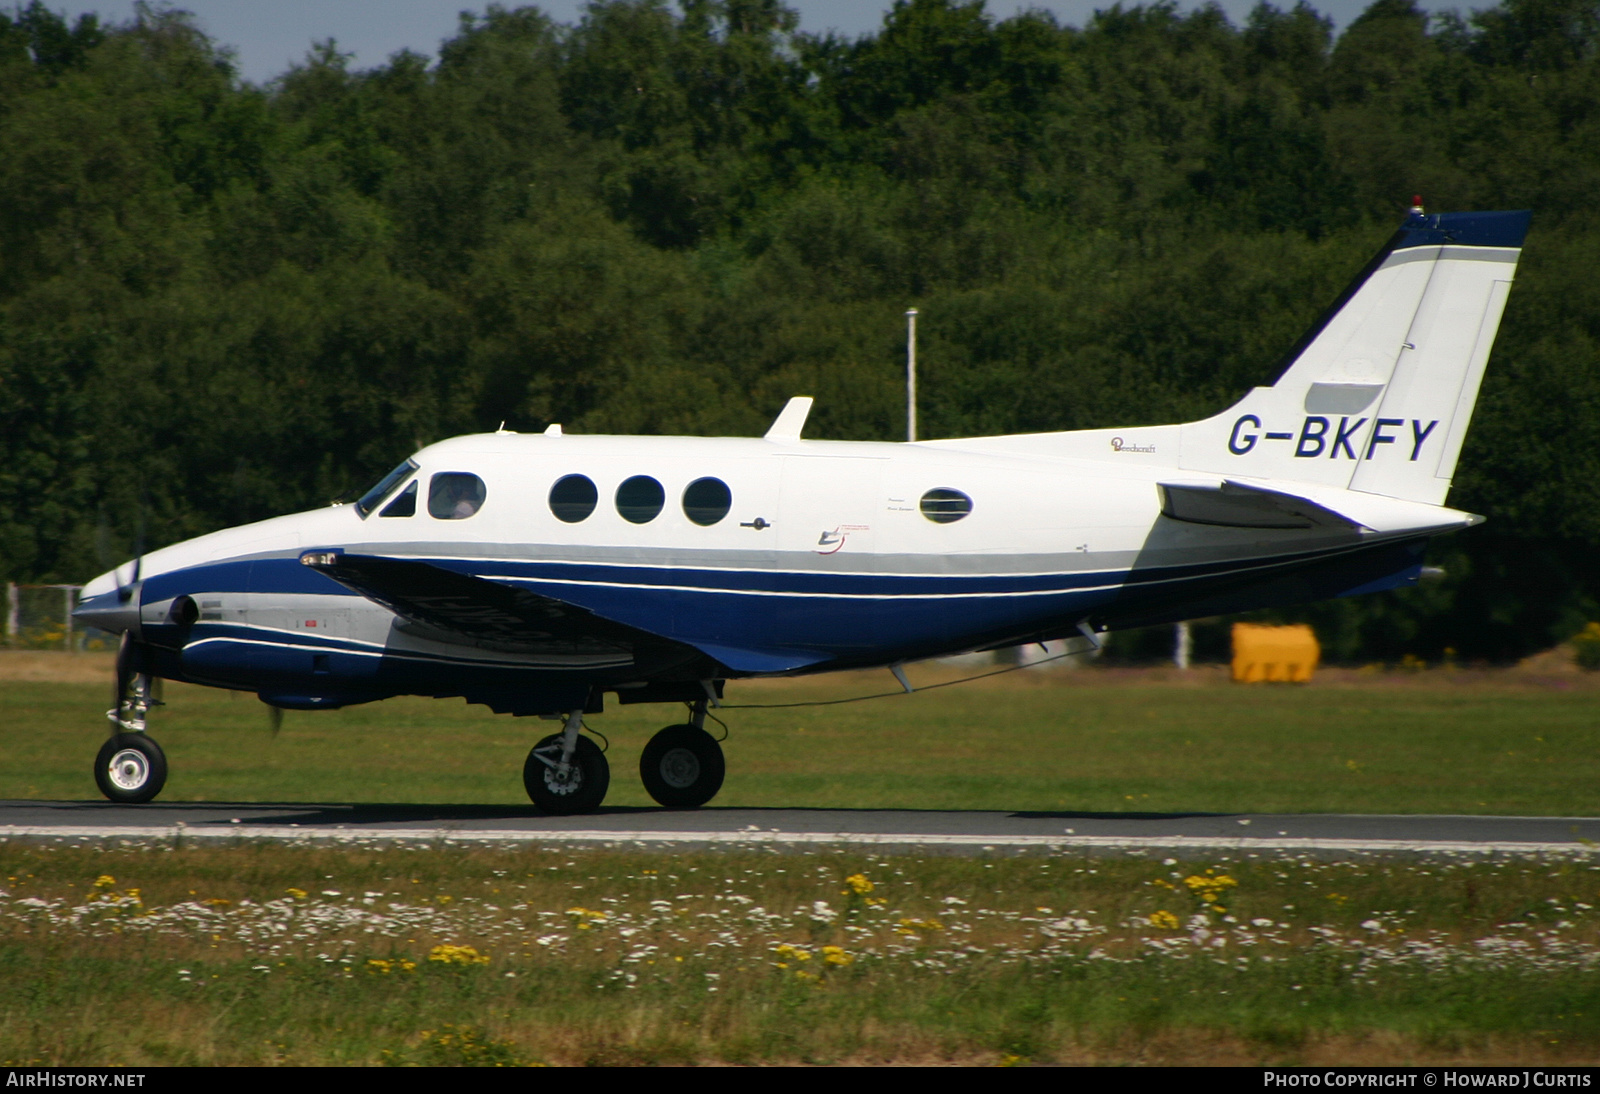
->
778 456 887 560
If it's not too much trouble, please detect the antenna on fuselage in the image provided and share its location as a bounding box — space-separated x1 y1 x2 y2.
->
764 396 813 442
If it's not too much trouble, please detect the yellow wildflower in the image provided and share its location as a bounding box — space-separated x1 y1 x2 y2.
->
843 874 874 895
428 944 490 966
1148 910 1181 930
1183 872 1238 905
285 888 307 900
92 875 116 890
820 945 853 967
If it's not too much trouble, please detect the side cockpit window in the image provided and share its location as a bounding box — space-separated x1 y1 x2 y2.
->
429 472 486 520
356 458 419 517
380 480 417 517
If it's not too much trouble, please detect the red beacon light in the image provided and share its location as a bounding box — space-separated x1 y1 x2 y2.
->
1410 194 1425 214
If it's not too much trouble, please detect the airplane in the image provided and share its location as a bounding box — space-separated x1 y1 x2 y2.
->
73 205 1531 814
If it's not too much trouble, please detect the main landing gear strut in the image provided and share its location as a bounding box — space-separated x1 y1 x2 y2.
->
523 709 610 815
520 700 727 815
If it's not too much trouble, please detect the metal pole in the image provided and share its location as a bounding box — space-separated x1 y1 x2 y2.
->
1174 620 1192 670
905 308 918 443
64 586 74 652
4 583 16 648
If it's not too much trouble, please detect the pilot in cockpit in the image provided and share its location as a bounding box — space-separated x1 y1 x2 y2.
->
428 472 486 520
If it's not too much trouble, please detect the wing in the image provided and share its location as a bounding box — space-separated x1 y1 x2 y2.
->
1157 480 1367 531
298 550 832 675
300 550 684 655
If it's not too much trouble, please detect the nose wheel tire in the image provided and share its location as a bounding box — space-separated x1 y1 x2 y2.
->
94 733 168 804
640 724 725 809
524 733 610 815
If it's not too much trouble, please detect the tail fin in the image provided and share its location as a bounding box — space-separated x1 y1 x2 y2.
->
1179 209 1530 505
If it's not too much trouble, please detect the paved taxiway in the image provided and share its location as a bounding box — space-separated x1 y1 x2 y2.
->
3 800 1600 856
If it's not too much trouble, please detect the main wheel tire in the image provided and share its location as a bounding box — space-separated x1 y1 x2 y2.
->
523 734 610 815
94 734 168 804
639 724 725 809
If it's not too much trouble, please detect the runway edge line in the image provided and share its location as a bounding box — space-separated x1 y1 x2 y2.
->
4 824 1600 856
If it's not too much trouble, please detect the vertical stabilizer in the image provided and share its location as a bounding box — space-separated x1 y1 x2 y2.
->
1179 209 1529 505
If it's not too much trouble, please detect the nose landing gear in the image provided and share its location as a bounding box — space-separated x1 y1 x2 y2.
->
640 701 725 809
96 649 167 804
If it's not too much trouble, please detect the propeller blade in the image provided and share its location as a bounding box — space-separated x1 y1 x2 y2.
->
120 504 146 601
103 493 149 604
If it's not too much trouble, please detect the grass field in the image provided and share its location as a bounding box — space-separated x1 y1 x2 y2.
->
6 654 1600 1065
3 840 1600 1066
1 652 1598 815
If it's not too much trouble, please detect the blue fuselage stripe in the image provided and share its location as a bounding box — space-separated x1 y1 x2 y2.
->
143 542 1363 602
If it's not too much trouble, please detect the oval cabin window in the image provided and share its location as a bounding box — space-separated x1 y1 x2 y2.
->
616 475 665 524
682 477 732 526
548 474 598 523
429 473 487 520
920 487 972 524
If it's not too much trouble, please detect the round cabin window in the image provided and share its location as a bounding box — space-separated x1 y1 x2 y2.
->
616 475 665 524
682 477 732 526
919 487 972 524
548 474 598 523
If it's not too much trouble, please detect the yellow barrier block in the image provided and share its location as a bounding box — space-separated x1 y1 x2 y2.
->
1231 623 1319 683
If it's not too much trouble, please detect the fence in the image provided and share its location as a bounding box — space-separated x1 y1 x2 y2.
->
3 583 111 651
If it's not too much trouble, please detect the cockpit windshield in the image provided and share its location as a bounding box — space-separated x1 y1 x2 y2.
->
355 459 419 517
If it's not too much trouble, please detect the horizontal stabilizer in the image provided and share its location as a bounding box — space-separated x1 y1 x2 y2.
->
1158 481 1366 531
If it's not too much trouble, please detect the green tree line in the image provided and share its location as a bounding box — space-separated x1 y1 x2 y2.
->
1 0 1597 661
